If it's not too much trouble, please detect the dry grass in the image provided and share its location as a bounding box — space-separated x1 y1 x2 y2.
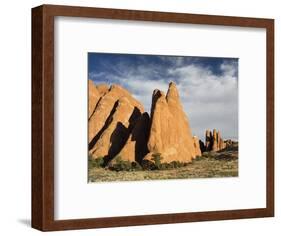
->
88 150 238 183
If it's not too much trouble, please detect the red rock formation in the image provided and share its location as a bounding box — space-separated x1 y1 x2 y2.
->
205 129 212 151
88 84 144 147
145 82 199 163
193 136 202 157
203 129 226 152
117 112 150 162
90 97 142 160
88 81 202 164
212 129 218 151
96 84 109 96
88 80 100 118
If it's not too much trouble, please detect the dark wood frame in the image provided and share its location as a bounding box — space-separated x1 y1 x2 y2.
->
32 4 274 231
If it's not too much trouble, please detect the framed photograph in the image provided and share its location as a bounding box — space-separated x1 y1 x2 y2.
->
32 4 274 231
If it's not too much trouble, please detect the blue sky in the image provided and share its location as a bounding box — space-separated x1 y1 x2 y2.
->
88 53 238 140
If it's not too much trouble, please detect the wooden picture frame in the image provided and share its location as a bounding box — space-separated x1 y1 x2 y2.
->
32 4 274 231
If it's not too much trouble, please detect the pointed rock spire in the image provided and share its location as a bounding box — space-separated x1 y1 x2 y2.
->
145 82 198 163
166 81 180 105
204 129 226 152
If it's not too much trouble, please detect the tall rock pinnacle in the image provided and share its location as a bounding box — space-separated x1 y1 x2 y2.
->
202 129 226 152
145 82 199 163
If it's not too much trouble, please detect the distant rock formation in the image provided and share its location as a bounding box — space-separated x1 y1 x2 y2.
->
200 129 226 152
199 140 206 153
144 82 200 163
224 139 236 149
88 80 202 165
205 130 212 151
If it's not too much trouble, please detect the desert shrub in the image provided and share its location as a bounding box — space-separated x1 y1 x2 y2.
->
179 161 185 167
170 161 185 169
141 159 156 170
159 162 173 170
131 161 143 171
159 163 167 170
151 153 163 170
170 161 178 168
88 155 104 168
113 155 122 164
202 152 213 158
194 155 205 161
109 156 134 171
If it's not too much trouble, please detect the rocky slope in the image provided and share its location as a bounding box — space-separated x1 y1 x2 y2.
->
88 80 203 164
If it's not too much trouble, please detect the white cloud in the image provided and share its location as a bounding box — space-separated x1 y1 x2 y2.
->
168 62 238 140
90 58 238 141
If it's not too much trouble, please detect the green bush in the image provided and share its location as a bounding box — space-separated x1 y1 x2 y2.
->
109 156 142 171
171 161 178 168
88 155 104 168
151 153 163 170
159 162 173 170
141 159 156 171
194 155 204 161
202 152 213 158
131 161 143 171
141 153 189 170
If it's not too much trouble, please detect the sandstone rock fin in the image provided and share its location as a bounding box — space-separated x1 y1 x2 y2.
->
88 100 118 151
117 112 150 163
204 129 225 152
90 96 143 164
146 82 199 163
166 81 180 104
88 84 144 146
88 80 101 118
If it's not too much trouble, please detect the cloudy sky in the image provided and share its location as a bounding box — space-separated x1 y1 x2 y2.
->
88 53 238 140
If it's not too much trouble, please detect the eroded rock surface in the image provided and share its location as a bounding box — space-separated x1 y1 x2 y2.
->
193 136 202 157
145 82 199 163
117 112 150 162
88 80 204 165
88 80 100 118
88 84 144 147
90 97 142 161
201 129 226 152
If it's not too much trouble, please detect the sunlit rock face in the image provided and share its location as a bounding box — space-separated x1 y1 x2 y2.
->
88 80 202 164
145 82 199 163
